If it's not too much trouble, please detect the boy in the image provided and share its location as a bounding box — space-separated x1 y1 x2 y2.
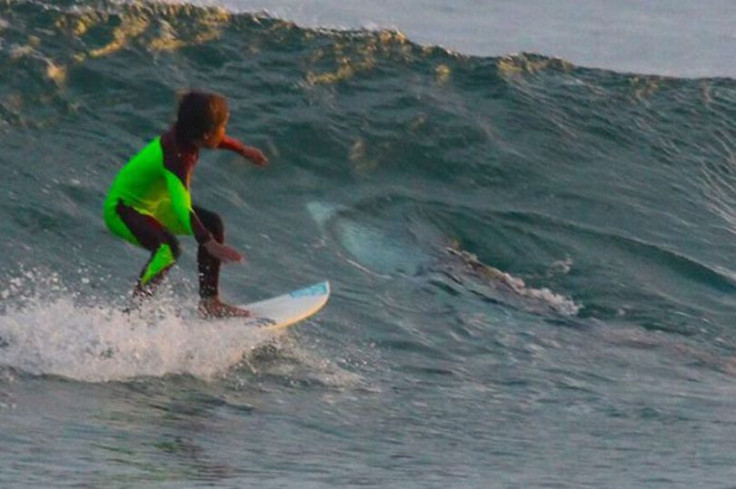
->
103 90 268 318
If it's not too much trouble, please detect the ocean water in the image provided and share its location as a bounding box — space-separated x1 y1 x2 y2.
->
1 1 736 487
206 0 736 78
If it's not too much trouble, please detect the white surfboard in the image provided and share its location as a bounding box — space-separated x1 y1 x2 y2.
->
238 281 330 332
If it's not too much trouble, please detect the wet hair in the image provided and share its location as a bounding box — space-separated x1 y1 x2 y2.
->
174 90 229 143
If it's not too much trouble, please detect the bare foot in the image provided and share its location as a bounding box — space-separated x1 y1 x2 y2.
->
198 297 251 318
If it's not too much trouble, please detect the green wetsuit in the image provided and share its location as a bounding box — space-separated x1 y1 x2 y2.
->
104 129 244 290
105 137 194 242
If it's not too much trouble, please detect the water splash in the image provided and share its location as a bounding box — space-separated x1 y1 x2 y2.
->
0 296 286 382
0 270 285 382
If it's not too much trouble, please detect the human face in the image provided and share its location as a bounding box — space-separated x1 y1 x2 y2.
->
201 115 229 149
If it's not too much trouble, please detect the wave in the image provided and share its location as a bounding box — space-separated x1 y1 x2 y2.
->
1 0 736 377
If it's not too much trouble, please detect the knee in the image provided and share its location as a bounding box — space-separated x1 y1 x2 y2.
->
141 242 180 286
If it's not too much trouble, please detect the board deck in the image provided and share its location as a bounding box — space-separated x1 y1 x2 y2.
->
238 281 330 332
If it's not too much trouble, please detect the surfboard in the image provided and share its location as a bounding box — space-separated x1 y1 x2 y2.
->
238 281 330 332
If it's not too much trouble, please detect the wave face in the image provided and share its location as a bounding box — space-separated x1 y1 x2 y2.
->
2 1 736 487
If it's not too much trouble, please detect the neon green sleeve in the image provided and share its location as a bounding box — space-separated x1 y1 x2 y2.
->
163 169 194 235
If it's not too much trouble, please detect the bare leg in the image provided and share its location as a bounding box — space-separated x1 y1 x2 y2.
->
194 205 250 318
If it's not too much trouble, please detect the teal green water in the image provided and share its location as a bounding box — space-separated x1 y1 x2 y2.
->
2 2 736 487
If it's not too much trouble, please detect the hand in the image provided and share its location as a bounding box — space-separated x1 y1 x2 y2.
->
241 147 268 167
203 240 244 264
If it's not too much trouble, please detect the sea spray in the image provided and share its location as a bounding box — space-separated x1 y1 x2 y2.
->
0 270 281 381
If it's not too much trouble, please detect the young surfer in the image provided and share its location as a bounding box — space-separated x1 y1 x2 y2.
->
103 90 268 317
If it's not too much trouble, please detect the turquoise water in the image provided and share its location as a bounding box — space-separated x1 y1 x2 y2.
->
2 1 736 487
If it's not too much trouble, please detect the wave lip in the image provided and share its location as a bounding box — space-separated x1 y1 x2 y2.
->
171 0 736 78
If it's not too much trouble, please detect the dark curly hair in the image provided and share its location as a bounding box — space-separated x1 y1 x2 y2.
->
174 90 229 143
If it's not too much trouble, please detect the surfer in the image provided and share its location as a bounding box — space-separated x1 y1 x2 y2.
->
103 90 268 317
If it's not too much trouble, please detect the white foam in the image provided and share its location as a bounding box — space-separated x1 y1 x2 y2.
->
493 269 580 317
445 248 580 316
0 294 278 383
0 269 356 386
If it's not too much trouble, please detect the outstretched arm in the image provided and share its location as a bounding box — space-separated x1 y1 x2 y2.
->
219 135 268 166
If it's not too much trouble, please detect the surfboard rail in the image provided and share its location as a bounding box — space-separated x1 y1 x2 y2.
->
239 281 330 331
